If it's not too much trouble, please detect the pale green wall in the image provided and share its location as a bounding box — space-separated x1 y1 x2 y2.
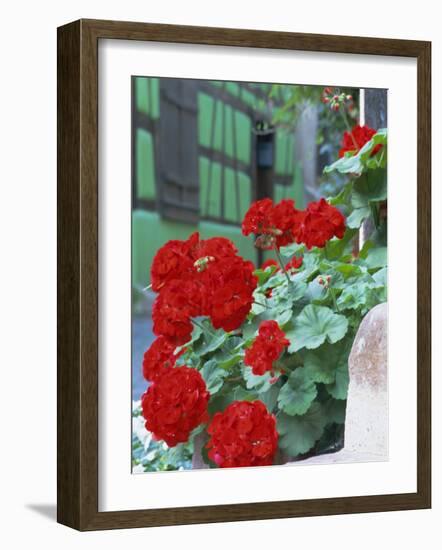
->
132 78 305 288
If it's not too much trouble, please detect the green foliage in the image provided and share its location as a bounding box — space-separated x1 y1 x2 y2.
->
304 338 351 385
278 367 317 415
286 305 349 352
201 359 230 394
277 403 326 456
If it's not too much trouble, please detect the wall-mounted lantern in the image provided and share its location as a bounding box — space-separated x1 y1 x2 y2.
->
255 120 275 169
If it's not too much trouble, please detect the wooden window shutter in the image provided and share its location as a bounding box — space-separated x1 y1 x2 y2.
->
158 78 199 223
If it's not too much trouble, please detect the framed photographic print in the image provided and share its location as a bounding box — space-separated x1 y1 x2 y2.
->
57 19 431 530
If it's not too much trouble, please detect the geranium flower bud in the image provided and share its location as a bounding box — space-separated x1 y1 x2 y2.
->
193 255 215 272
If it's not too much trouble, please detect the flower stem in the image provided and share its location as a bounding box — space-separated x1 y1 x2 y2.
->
340 105 359 152
253 300 272 310
274 247 291 285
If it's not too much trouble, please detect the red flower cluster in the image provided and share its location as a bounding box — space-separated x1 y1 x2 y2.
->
242 198 298 249
243 197 346 252
206 400 278 468
151 233 237 292
151 233 257 344
285 255 303 272
142 336 184 382
339 124 382 158
204 256 257 332
141 365 209 447
292 198 346 249
244 320 290 376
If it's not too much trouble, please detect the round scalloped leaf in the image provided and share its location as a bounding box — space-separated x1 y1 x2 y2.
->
286 305 348 352
277 403 325 457
303 338 352 385
325 362 349 400
277 367 317 416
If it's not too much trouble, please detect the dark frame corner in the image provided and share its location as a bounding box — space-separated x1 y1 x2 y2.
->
57 19 431 531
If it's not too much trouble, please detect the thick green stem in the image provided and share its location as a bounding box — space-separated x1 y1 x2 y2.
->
274 247 291 285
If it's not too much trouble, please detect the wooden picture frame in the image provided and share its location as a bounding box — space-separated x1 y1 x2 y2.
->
57 18 431 531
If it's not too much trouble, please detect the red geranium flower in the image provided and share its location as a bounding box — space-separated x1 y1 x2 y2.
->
242 198 274 237
292 198 346 249
272 199 299 247
150 232 199 292
206 257 258 332
152 278 202 345
206 400 278 467
285 255 303 272
196 236 238 261
151 233 238 291
338 124 382 158
244 320 289 376
142 336 183 382
141 365 209 447
150 233 257 340
242 198 300 249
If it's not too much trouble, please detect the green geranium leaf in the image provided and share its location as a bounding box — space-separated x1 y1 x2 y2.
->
193 323 228 356
351 170 387 210
278 367 317 415
286 305 348 352
242 318 260 341
254 266 277 285
242 366 273 393
326 362 349 400
328 182 353 206
333 262 364 279
364 246 388 269
372 266 387 285
337 282 369 311
233 386 258 402
280 242 305 258
324 228 358 260
259 384 280 413
347 207 370 229
277 403 325 457
323 152 363 175
271 277 307 304
212 336 244 369
304 338 351 384
322 398 347 424
200 359 229 394
276 308 293 327
208 392 235 416
358 239 375 259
